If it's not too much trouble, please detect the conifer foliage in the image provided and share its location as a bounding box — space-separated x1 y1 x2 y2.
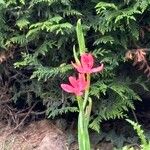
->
0 0 150 132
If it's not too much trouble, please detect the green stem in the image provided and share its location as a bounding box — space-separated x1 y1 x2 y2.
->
84 127 91 150
85 98 92 128
83 74 91 111
84 98 92 150
77 96 83 111
77 74 92 150
82 74 91 150
78 110 87 150
77 96 86 150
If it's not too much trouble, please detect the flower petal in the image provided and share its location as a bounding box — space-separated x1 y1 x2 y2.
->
78 73 87 90
69 76 77 87
91 64 104 73
61 84 74 93
71 62 80 69
71 62 85 73
81 53 94 70
75 91 83 96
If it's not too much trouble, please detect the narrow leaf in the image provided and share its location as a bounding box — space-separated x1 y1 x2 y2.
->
76 19 86 55
73 45 80 64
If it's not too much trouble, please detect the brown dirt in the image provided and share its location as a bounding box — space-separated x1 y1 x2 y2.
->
0 119 115 150
0 120 67 150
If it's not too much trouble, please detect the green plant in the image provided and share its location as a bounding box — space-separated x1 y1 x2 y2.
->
61 20 104 150
0 0 149 134
125 119 150 150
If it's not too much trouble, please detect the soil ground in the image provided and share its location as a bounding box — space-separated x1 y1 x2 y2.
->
0 119 114 150
0 120 67 150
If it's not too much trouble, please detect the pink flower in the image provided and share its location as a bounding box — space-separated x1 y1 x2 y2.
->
72 53 104 74
61 74 87 96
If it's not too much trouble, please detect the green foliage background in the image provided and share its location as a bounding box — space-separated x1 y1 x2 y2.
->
0 0 150 132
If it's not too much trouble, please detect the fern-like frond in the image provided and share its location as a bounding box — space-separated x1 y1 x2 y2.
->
27 16 73 36
30 64 72 81
90 81 141 132
47 106 78 118
16 18 30 30
6 34 27 46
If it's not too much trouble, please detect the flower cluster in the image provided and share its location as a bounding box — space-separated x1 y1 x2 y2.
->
61 53 104 96
61 74 87 96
